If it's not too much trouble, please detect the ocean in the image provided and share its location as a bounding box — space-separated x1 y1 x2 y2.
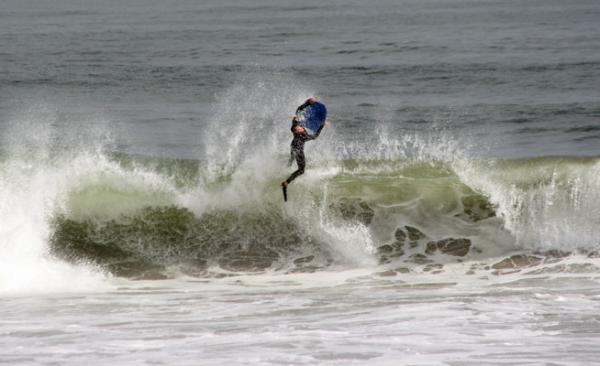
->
1 0 600 365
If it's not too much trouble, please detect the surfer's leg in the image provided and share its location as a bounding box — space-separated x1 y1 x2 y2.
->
286 150 305 184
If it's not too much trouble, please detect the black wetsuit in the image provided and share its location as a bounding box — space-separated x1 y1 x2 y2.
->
285 102 325 184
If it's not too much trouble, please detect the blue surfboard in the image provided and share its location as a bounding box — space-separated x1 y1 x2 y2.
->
299 101 327 132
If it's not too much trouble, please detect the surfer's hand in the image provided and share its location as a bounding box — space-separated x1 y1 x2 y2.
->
322 121 328 127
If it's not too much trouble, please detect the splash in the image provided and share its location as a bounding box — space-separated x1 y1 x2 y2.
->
2 88 599 289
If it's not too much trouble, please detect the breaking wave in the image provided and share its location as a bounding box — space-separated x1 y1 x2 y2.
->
1 88 599 291
3 146 599 283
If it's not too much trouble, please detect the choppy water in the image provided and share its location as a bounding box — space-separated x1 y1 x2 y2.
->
1 0 600 365
3 274 600 366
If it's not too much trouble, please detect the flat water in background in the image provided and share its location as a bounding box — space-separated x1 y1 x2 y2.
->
1 0 600 365
1 0 599 158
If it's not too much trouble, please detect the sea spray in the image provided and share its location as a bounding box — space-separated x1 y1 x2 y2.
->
201 75 313 183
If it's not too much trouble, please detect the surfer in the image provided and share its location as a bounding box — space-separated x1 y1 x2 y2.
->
281 98 327 201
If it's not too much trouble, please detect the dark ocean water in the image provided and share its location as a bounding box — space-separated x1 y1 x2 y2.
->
1 0 599 158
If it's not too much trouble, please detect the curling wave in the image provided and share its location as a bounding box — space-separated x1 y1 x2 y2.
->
1 95 599 286
41 153 600 279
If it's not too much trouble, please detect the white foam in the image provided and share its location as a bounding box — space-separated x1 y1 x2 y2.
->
315 183 377 267
366 127 600 251
0 153 109 294
459 159 600 251
0 108 179 294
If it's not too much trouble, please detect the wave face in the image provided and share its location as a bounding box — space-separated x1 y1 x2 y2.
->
40 153 600 279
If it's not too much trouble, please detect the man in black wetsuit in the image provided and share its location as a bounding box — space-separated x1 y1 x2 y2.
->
281 97 327 200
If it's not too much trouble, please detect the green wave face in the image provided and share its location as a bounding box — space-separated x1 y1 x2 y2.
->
43 153 600 279
50 207 331 279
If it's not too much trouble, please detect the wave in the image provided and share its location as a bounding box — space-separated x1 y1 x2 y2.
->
33 152 600 280
1 90 600 290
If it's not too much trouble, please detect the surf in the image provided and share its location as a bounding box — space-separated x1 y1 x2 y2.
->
1 94 599 290
7 150 597 281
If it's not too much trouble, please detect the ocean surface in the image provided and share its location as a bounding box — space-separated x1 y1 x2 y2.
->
1 0 600 365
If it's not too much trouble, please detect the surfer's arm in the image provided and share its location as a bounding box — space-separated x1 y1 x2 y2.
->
295 101 310 115
295 97 317 116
